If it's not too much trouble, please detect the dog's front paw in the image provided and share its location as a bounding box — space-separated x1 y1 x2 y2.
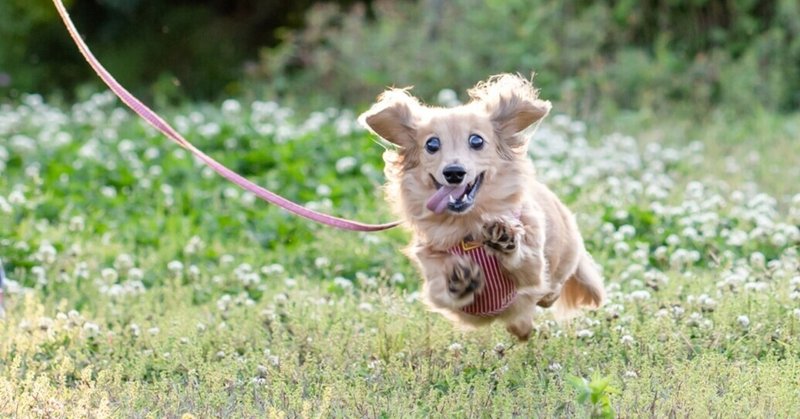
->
447 258 485 306
482 218 523 253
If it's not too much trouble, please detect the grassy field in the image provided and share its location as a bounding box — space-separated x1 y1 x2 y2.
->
1 92 800 417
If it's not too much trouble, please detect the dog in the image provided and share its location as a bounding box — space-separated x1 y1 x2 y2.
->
358 74 605 340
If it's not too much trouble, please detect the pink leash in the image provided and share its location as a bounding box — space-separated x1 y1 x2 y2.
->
52 0 400 232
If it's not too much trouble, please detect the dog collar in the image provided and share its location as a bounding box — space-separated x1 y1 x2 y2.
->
448 239 517 316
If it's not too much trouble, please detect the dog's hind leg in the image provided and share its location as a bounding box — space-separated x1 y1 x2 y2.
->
500 293 540 341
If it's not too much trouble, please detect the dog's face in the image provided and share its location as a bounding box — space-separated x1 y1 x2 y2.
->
360 74 551 218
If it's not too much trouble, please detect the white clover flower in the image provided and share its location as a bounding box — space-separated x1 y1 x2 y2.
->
618 224 636 238
655 309 670 319
83 322 100 337
333 277 353 290
148 327 160 336
335 114 356 136
0 197 11 214
316 184 332 197
216 294 232 311
101 268 118 283
31 266 47 285
223 187 239 199
390 273 405 284
335 156 358 174
221 98 241 114
36 242 57 265
632 248 649 264
167 260 184 273
184 235 205 254
697 294 717 312
114 254 134 271
770 232 787 247
737 315 750 329
436 89 460 107
18 320 31 331
38 316 54 331
100 186 117 198
356 272 378 288
8 190 26 205
405 291 420 303
128 268 144 281
199 122 222 139
623 370 638 379
744 282 769 292
261 263 285 276
686 312 704 327
448 342 463 353
653 246 668 260
548 362 563 372
792 309 800 320
129 323 141 337
749 252 766 268
629 290 651 301
314 257 330 269
576 329 594 338
666 234 681 246
620 334 635 345
726 229 748 246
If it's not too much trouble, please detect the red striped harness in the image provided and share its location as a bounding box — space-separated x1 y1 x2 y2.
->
448 239 517 317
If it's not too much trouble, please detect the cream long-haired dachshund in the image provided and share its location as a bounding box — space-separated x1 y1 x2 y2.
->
359 74 605 340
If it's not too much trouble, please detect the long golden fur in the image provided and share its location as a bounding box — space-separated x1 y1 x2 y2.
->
359 74 605 340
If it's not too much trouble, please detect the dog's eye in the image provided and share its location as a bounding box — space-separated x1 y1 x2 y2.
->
468 134 485 150
425 137 441 154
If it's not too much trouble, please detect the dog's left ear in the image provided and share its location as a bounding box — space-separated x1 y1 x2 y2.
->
490 95 551 139
470 74 551 146
358 89 419 148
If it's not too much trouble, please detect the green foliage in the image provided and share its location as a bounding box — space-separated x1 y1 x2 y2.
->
0 0 366 101
567 374 618 418
1 94 800 415
4 0 800 116
251 0 800 114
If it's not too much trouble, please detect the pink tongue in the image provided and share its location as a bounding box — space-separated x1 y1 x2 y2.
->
426 184 468 214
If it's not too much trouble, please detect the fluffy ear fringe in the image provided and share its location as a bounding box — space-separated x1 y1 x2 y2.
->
468 73 551 139
358 88 420 147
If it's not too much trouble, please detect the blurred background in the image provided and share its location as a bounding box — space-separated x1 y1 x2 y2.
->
1 0 799 117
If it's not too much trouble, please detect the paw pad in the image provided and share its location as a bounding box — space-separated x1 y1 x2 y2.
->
483 221 518 252
448 259 484 298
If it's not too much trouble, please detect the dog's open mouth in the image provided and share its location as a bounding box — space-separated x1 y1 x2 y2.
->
426 172 484 214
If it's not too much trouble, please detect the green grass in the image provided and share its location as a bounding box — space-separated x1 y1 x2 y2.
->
1 93 799 417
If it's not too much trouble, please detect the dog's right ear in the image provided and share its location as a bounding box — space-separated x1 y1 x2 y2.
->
358 89 419 147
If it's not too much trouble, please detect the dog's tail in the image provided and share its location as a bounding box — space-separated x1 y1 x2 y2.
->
553 253 605 320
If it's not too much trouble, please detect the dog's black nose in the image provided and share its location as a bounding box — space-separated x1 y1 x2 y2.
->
443 164 467 185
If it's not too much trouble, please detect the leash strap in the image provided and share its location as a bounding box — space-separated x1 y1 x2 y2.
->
52 0 400 232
